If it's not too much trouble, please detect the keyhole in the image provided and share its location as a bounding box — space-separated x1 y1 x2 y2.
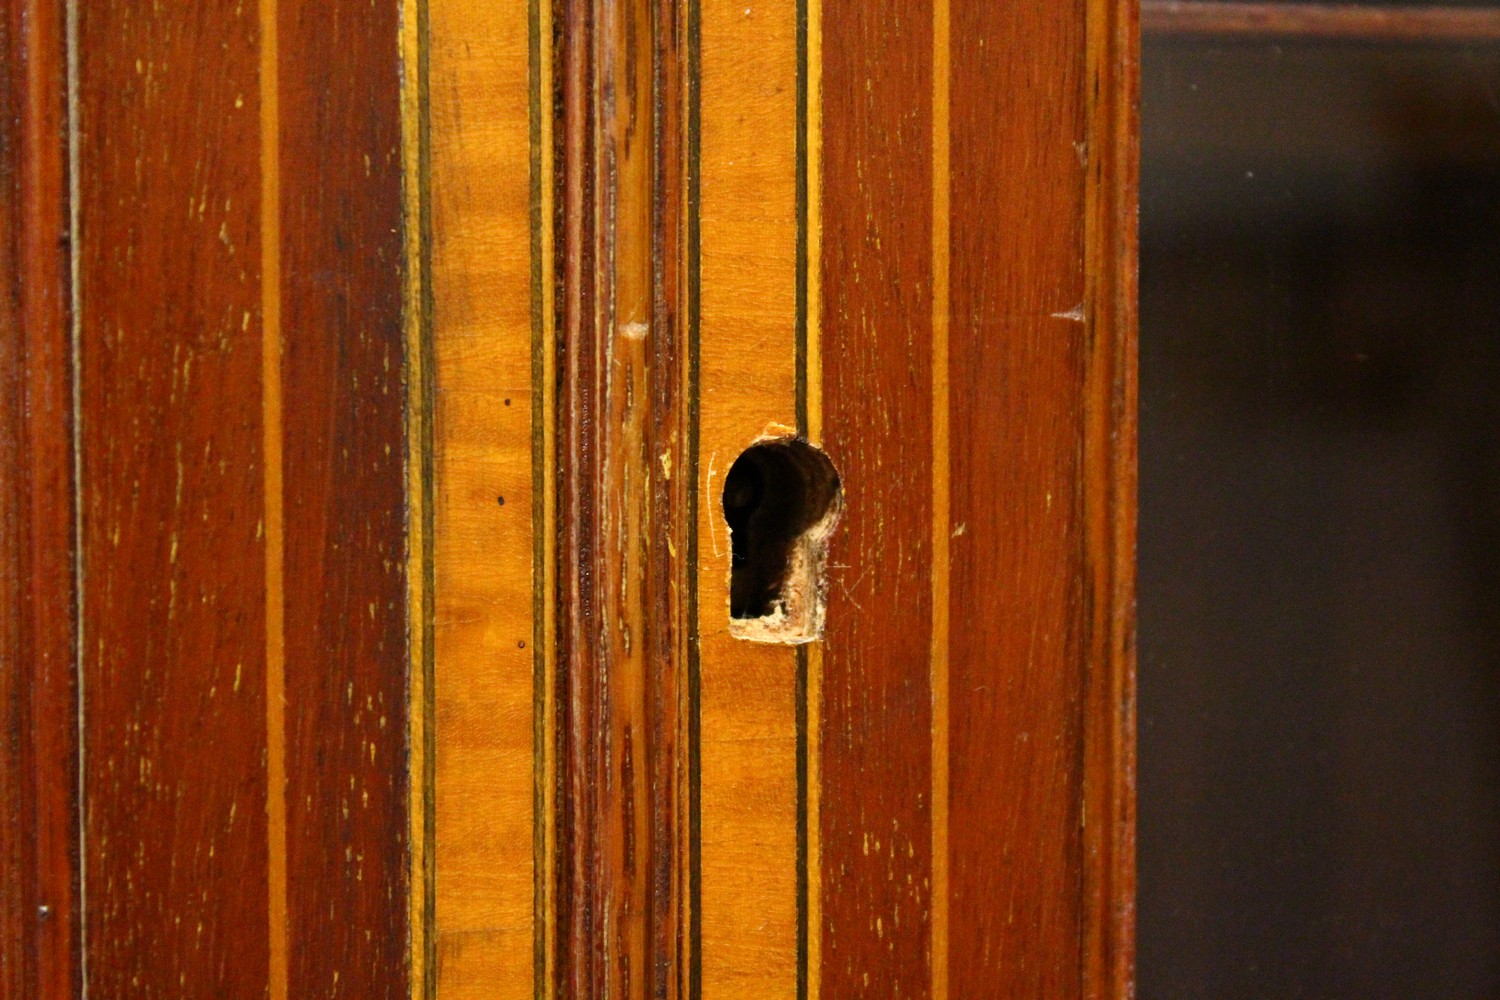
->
721 436 842 643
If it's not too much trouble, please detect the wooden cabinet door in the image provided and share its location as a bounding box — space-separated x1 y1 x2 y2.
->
2 0 1136 997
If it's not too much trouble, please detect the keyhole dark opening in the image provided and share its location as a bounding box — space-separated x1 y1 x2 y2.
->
722 437 841 626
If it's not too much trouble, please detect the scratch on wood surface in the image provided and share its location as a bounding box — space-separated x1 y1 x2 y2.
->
705 450 721 558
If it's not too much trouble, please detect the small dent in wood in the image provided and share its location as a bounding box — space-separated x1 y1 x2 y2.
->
722 430 842 644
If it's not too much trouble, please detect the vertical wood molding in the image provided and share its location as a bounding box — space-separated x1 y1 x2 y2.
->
555 0 693 995
1083 0 1140 996
649 0 691 993
1 1 80 995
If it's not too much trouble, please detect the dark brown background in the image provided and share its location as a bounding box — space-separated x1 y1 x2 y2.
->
1140 29 1500 999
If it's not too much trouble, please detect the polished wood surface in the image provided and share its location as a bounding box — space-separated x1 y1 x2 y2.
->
414 0 543 994
76 2 272 990
1083 0 1139 995
946 0 1088 993
4 0 1136 994
553 0 696 993
542 0 1135 994
277 1 410 995
812 1 1138 996
1 1 78 996
696 0 804 995
5 1 413 995
1144 2 1500 41
818 0 937 993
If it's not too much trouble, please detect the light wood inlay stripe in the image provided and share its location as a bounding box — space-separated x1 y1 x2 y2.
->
425 0 538 993
930 0 951 995
259 0 287 994
698 0 803 991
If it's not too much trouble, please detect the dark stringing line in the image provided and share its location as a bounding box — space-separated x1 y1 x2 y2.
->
794 0 810 995
687 0 704 995
416 0 438 995
528 0 547 995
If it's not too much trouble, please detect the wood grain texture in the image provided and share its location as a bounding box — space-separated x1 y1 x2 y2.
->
73 1 410 994
650 0 690 994
76 1 271 992
813 0 1137 996
1143 1 1500 41
9 0 1135 991
946 1 1089 995
418 0 815 994
555 0 601 989
538 1 1133 989
425 0 1135 991
555 0 693 996
818 0 936 995
1083 2 1139 996
695 0 803 993
1 0 78 995
422 0 539 994
277 1 410 996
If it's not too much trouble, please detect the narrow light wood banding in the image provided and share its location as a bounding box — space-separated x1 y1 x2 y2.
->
804 1 824 991
398 0 433 994
695 0 803 993
259 1 286 995
930 0 952 993
421 0 541 994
